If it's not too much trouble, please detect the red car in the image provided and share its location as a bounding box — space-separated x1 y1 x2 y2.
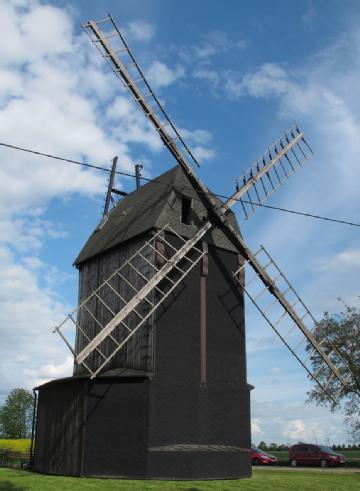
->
289 443 346 467
251 447 278 465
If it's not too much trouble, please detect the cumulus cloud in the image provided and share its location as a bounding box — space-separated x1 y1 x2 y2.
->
178 127 215 162
106 95 163 153
193 67 220 89
251 418 262 436
125 20 155 42
146 60 185 88
319 248 360 272
282 418 325 442
252 400 346 444
24 356 73 387
225 63 290 99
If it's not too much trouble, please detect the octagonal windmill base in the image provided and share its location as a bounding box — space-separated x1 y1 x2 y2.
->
32 375 252 479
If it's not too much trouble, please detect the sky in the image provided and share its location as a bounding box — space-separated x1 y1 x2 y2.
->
1 0 360 445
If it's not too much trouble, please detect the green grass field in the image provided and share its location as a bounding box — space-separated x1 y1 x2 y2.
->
0 468 359 491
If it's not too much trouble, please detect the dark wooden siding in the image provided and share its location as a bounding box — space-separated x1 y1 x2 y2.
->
149 240 249 453
74 234 155 375
33 379 86 475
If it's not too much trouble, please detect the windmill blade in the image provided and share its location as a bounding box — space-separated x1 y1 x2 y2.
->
82 15 199 168
232 124 313 220
232 245 348 403
82 15 222 215
54 224 208 377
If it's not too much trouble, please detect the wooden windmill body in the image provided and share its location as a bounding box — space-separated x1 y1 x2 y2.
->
33 166 250 478
32 14 350 480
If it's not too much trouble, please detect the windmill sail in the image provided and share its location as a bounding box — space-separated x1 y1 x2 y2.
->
233 246 348 403
55 224 205 378
233 124 313 219
53 15 349 400
82 16 199 169
82 15 223 214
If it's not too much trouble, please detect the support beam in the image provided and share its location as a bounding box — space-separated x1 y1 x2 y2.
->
200 243 208 386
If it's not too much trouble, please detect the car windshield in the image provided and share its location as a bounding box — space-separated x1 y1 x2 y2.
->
318 446 339 455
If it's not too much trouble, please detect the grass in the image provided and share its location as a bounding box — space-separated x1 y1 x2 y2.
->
0 441 30 453
0 468 359 491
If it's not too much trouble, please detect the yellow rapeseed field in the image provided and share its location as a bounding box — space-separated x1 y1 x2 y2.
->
0 439 30 452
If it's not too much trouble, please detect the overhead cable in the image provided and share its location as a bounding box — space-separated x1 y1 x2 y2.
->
1 141 359 228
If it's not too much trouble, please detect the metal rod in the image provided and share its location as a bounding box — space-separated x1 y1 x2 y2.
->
135 163 143 189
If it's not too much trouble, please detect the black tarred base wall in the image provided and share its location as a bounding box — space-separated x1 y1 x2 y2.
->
33 377 149 477
33 376 251 479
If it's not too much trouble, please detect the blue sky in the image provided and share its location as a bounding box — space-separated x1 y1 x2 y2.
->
1 0 360 444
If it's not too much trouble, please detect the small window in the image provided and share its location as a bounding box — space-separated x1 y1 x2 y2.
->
181 196 192 225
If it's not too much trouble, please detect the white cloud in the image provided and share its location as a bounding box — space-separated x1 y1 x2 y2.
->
251 418 262 436
252 400 346 444
192 146 215 161
0 243 70 395
214 63 290 100
146 60 185 88
125 20 155 42
106 95 163 153
283 419 306 439
282 418 326 442
193 67 220 88
177 127 215 162
193 30 234 59
0 1 73 66
24 356 73 387
319 248 360 272
179 128 213 146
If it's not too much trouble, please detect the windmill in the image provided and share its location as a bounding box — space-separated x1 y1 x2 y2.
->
32 15 350 480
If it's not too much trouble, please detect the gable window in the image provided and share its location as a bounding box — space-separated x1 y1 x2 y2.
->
181 196 192 225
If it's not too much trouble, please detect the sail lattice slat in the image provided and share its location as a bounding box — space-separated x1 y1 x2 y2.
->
54 224 205 377
234 124 313 220
233 245 348 403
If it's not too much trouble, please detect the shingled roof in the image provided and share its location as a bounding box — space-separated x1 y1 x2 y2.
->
74 165 241 266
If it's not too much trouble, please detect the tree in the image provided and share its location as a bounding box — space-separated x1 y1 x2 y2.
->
258 441 267 450
307 304 360 442
0 388 34 438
